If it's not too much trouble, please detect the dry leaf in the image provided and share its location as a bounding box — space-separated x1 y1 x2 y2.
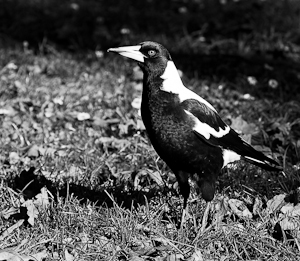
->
148 171 164 186
29 250 48 261
0 220 24 241
9 152 20 165
27 144 40 157
265 194 286 215
230 115 258 135
34 187 50 209
279 217 300 231
0 251 22 261
1 206 19 219
65 249 75 261
77 112 90 121
212 196 229 225
166 254 184 261
253 197 263 216
228 199 253 219
186 249 203 261
0 250 48 261
67 165 83 179
281 203 300 217
23 200 38 226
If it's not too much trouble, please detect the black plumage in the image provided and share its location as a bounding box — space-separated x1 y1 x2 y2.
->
108 41 282 225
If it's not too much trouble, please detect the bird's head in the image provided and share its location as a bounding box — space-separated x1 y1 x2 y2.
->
108 41 172 77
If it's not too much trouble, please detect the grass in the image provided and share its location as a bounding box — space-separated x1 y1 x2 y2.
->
0 44 299 260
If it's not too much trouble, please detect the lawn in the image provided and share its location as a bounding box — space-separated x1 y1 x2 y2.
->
1 0 300 257
0 41 299 260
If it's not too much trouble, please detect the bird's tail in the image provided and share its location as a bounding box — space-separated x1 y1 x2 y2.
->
242 153 282 171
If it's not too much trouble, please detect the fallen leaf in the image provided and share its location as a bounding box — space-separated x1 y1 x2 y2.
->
30 250 48 261
230 115 258 135
65 249 75 261
165 254 184 261
0 251 22 261
265 194 286 215
0 250 48 261
148 171 164 186
228 199 253 219
1 207 19 219
279 217 300 230
27 144 40 157
281 203 300 217
34 187 50 209
77 112 90 121
6 62 18 70
186 249 203 261
0 220 24 241
253 197 263 216
66 165 83 180
9 152 20 165
0 107 16 115
212 196 229 225
23 200 38 226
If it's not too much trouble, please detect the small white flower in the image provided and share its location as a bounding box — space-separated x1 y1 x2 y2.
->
243 93 255 100
120 28 130 35
70 3 79 10
77 112 90 121
247 76 257 85
268 79 278 89
95 51 104 58
53 96 64 105
6 62 18 70
178 6 188 14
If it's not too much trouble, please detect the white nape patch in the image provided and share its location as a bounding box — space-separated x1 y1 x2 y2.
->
222 149 241 168
160 61 217 112
184 110 230 139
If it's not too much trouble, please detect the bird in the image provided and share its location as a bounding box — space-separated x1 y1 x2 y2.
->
108 41 282 230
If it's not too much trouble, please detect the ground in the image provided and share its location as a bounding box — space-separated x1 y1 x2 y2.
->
0 43 299 260
0 0 300 258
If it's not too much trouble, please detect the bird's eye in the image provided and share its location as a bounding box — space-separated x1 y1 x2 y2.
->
148 50 156 57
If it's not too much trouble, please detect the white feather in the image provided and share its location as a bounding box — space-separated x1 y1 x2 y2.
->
244 156 265 165
184 110 230 139
222 149 241 167
160 61 217 112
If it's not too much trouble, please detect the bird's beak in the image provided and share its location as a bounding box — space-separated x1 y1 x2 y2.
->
107 45 145 63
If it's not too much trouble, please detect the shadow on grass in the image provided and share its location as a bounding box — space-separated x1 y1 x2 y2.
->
9 167 165 209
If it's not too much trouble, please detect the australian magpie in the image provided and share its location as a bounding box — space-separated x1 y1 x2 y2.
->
108 41 282 229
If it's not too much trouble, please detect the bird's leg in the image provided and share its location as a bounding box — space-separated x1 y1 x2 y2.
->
199 179 215 232
175 171 190 228
201 201 211 232
180 196 188 228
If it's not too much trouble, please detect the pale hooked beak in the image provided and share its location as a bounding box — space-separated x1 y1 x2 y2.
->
107 45 145 63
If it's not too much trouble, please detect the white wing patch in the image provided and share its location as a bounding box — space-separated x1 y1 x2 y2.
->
160 61 217 112
222 149 241 168
184 110 230 139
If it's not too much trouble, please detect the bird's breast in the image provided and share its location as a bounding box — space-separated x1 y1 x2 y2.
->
140 89 223 172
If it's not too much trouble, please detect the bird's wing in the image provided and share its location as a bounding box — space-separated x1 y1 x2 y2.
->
181 99 281 170
181 98 230 147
